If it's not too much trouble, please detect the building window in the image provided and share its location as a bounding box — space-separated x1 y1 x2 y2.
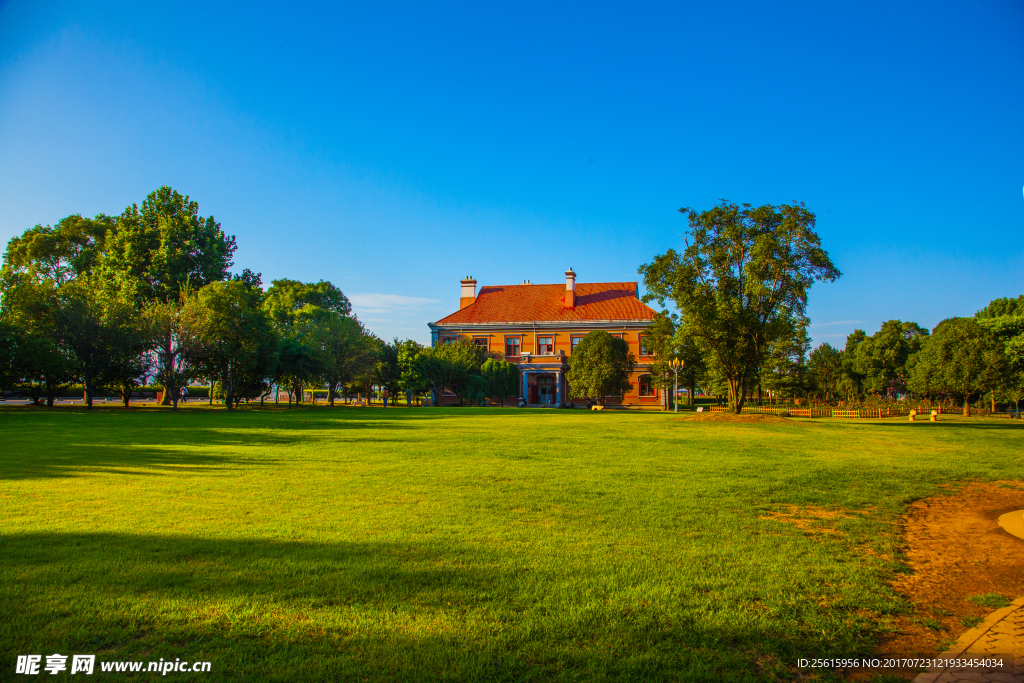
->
441 335 459 345
639 375 656 397
570 335 585 353
505 337 521 357
473 337 488 351
640 336 653 356
537 336 554 354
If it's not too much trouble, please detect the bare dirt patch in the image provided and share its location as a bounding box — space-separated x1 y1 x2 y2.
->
859 481 1024 679
675 412 792 424
759 504 856 533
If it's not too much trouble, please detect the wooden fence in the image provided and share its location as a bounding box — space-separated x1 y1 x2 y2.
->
708 405 960 418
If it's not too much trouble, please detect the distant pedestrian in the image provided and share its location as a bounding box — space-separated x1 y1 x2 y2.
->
382 388 389 408
180 386 189 403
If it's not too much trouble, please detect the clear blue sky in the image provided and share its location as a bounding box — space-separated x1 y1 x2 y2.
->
1 1 1021 346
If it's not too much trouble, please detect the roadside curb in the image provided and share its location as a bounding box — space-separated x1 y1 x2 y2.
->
913 597 1024 682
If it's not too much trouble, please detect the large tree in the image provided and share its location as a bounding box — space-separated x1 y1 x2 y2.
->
100 187 235 304
908 317 1007 416
639 201 839 413
312 313 375 407
193 279 279 410
566 331 636 406
1 216 114 405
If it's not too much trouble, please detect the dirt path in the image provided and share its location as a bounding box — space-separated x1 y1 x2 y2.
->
864 481 1024 680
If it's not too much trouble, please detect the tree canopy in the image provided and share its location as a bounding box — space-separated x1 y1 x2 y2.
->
639 200 840 413
566 331 636 405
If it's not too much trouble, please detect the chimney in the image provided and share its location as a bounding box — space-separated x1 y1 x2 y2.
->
460 276 477 309
564 268 576 308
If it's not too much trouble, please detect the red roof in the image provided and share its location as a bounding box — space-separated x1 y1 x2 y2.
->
434 282 656 324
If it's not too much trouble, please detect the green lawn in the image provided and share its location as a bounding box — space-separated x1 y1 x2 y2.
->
1 407 1021 682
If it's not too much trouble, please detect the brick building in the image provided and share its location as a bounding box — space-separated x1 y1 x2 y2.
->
428 270 659 406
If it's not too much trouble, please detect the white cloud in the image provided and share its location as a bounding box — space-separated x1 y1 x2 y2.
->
349 293 442 311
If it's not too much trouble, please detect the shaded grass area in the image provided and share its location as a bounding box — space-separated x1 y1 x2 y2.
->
1 406 1022 681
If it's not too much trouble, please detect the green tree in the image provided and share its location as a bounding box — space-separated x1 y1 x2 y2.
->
566 331 636 405
419 341 487 405
372 340 402 402
312 314 375 407
193 279 279 410
51 279 129 409
908 318 1007 416
643 311 704 409
1 216 113 405
639 200 840 413
0 214 113 287
839 330 868 399
481 357 519 406
807 342 843 401
397 339 427 406
760 324 810 402
262 279 352 330
851 320 929 398
976 295 1024 319
100 187 236 304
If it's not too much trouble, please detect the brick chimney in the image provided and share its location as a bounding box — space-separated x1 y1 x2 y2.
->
460 277 477 309
564 268 576 308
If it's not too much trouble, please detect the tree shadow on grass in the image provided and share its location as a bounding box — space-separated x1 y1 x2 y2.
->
0 532 877 683
0 412 429 481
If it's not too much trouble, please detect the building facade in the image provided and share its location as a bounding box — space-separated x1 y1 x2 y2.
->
428 270 660 407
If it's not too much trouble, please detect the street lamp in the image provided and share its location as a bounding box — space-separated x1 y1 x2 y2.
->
670 358 684 413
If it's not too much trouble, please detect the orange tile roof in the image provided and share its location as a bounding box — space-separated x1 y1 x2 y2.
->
434 282 656 324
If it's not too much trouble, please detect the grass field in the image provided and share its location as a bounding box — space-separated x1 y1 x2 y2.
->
1 407 1022 682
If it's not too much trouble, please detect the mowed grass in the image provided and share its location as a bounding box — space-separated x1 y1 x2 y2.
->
1 407 1021 682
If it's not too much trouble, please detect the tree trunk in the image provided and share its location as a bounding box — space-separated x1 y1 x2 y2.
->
962 394 970 417
991 390 995 414
223 369 233 411
45 379 55 408
727 374 747 414
83 370 93 410
329 381 337 407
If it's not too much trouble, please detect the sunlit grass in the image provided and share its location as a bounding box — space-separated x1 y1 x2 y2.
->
1 406 1021 681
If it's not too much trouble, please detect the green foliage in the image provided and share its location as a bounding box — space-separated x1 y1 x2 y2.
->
100 186 235 304
263 279 351 330
640 200 840 413
396 339 427 404
419 341 487 405
481 358 519 406
976 295 1024 319
192 279 279 410
566 331 636 405
849 320 929 397
908 318 1007 414
0 214 113 287
760 325 809 400
807 342 843 400
311 314 376 406
372 340 402 398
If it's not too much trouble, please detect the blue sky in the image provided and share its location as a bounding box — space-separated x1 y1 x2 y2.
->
1 1 1021 346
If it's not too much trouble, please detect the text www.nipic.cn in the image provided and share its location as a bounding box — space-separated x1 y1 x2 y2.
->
15 654 212 675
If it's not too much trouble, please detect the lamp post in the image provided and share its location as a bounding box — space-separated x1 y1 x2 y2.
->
670 358 684 413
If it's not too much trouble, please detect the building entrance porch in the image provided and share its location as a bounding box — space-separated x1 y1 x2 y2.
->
522 370 565 407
